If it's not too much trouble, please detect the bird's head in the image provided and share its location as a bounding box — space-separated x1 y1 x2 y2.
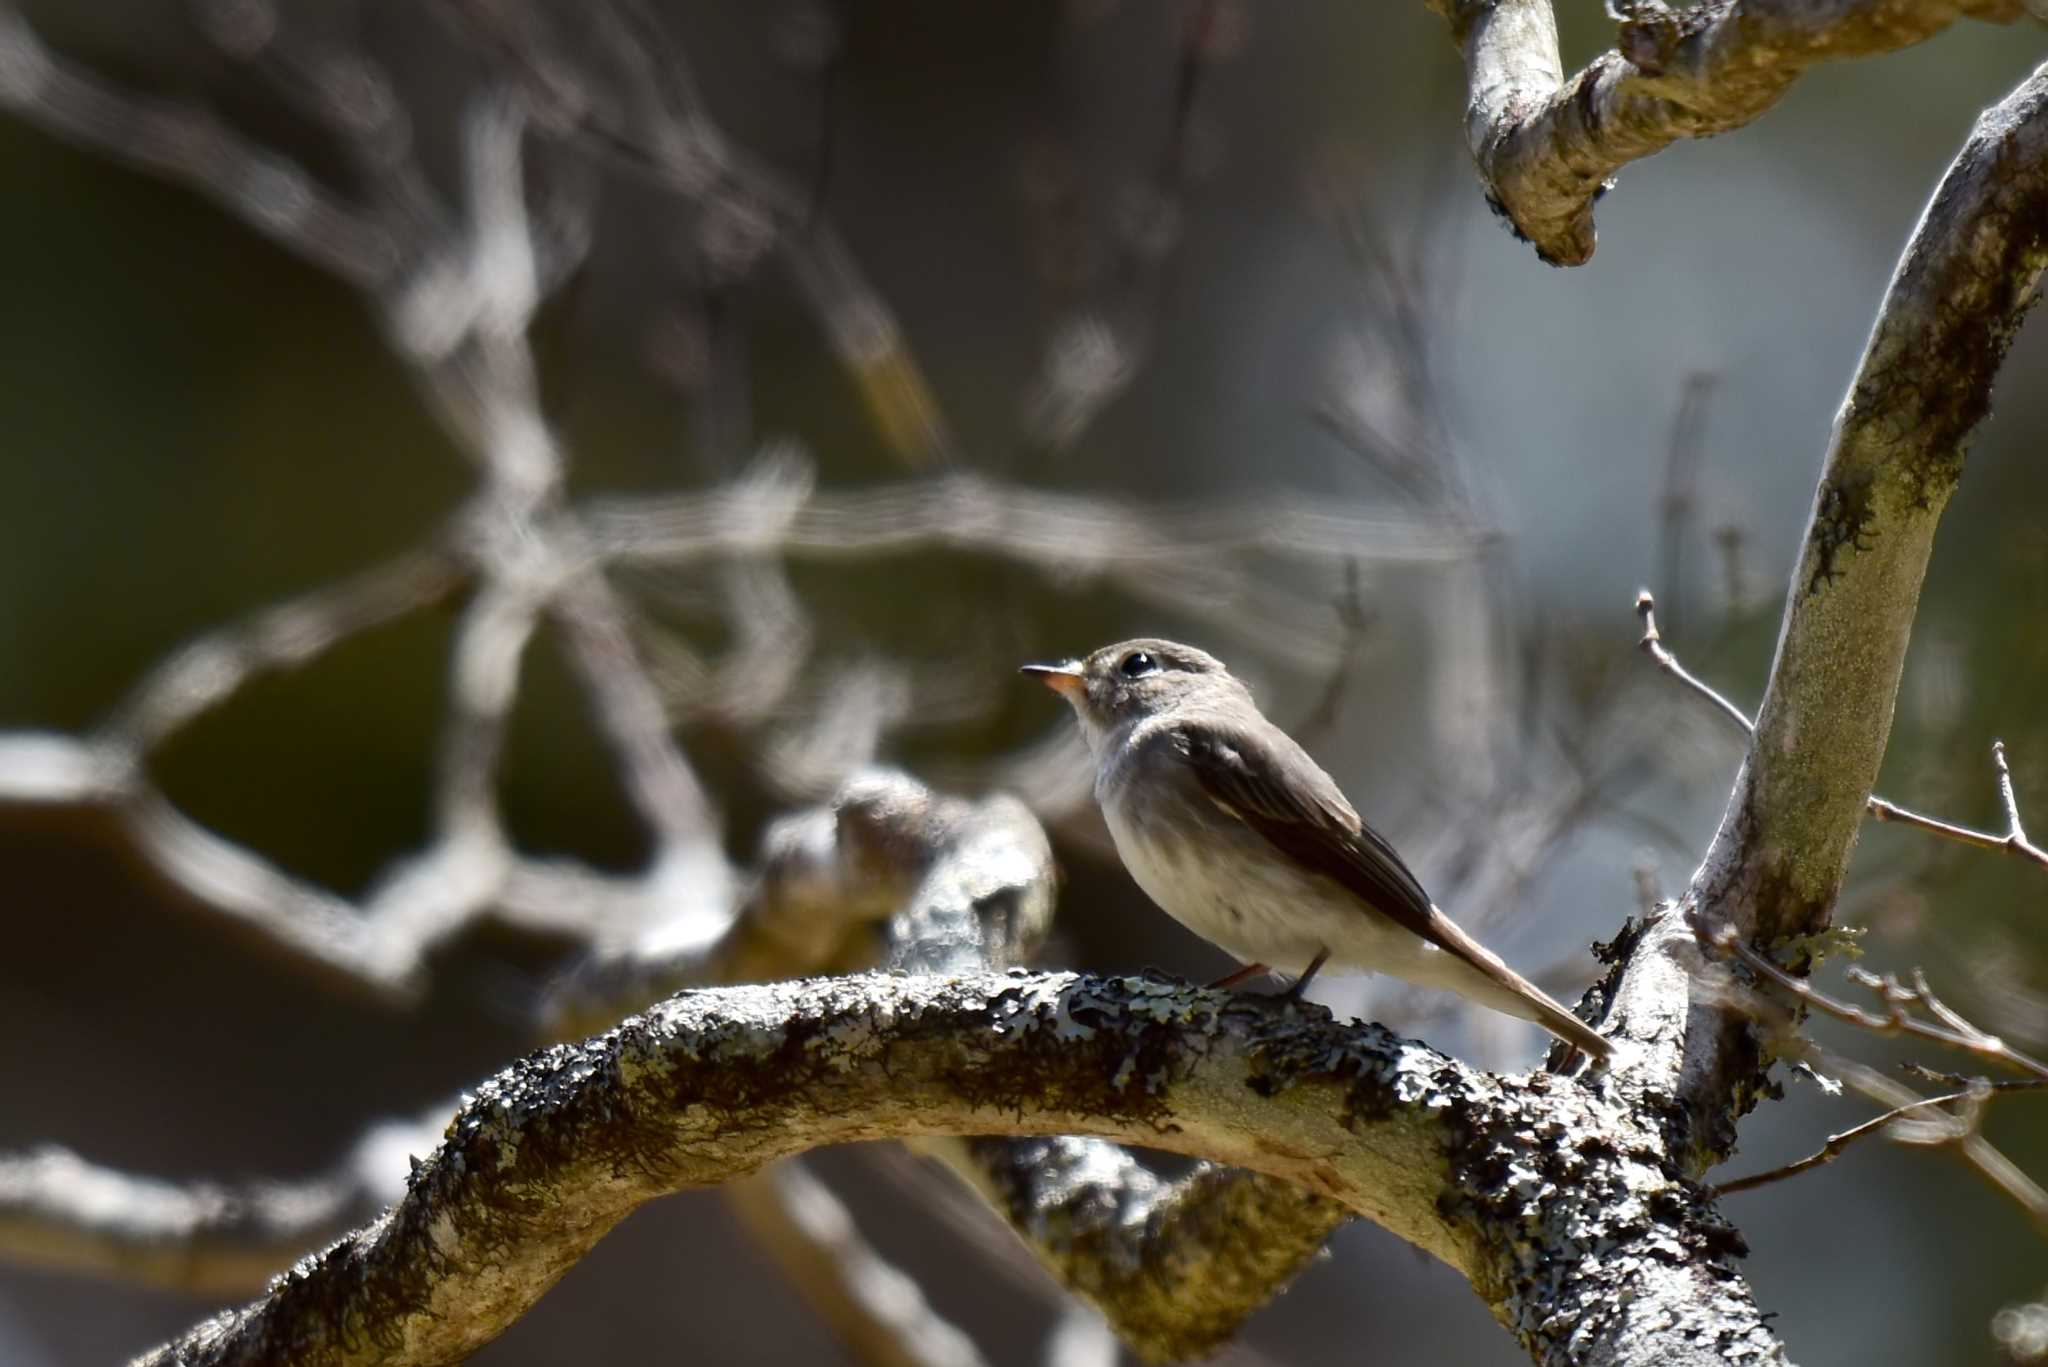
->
1021 638 1243 753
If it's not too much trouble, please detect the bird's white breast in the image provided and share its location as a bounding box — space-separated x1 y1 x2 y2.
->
1095 721 1335 969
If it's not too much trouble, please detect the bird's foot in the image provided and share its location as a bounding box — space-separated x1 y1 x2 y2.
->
1277 947 1332 1003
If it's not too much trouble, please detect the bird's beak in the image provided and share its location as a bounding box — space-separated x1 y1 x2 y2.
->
1020 661 1085 698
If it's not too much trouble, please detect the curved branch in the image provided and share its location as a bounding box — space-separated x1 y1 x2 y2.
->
138 972 1777 1367
941 1136 1340 1363
1609 59 2048 1163
1429 0 2026 265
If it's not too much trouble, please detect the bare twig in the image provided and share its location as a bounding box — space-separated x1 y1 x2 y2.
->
1868 741 2048 870
1635 590 1754 735
1710 1079 2037 1197
1697 921 2048 1081
1638 591 2048 874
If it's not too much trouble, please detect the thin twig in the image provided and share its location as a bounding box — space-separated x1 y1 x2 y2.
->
1697 920 2048 1081
1638 591 2048 872
1635 589 1754 734
1863 740 2048 871
1711 1081 2028 1197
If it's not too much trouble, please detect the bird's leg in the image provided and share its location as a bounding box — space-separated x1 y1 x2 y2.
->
1207 962 1271 990
1279 947 1331 1002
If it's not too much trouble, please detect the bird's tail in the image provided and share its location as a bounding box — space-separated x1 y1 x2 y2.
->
1423 905 1616 1063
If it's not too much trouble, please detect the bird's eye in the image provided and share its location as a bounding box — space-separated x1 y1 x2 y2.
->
1118 651 1159 678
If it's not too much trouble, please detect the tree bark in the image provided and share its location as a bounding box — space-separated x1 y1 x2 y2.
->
138 971 1775 1367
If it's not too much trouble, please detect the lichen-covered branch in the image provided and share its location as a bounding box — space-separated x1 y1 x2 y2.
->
137 972 1779 1367
546 766 1345 1364
1427 0 2026 265
939 1136 1341 1364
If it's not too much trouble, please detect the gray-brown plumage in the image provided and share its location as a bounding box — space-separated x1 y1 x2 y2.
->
1023 637 1614 1061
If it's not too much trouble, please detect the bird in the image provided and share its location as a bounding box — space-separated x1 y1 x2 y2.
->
1022 637 1614 1061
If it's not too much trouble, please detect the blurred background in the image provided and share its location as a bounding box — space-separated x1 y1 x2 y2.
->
1 2 2045 1363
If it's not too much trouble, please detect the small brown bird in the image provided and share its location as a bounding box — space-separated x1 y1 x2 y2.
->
1024 637 1614 1061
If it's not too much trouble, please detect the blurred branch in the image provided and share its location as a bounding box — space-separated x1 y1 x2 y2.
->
0 1146 355 1299
435 0 953 466
541 770 1056 1036
1021 1 1240 450
0 1112 440 1298
939 1136 1342 1365
588 458 1482 575
0 5 399 283
1426 0 2027 265
725 1163 992 1367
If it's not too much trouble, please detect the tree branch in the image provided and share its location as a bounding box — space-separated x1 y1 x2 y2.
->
136 972 1780 1367
1427 0 2027 265
940 1136 1341 1364
1608 55 2048 1169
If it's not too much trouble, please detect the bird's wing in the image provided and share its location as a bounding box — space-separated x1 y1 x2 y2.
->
1172 718 1455 956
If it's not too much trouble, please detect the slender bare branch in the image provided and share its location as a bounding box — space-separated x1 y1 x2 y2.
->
1639 590 2048 877
1700 922 2048 1081
1709 1080 2047 1197
1871 741 2048 869
1635 590 1753 735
